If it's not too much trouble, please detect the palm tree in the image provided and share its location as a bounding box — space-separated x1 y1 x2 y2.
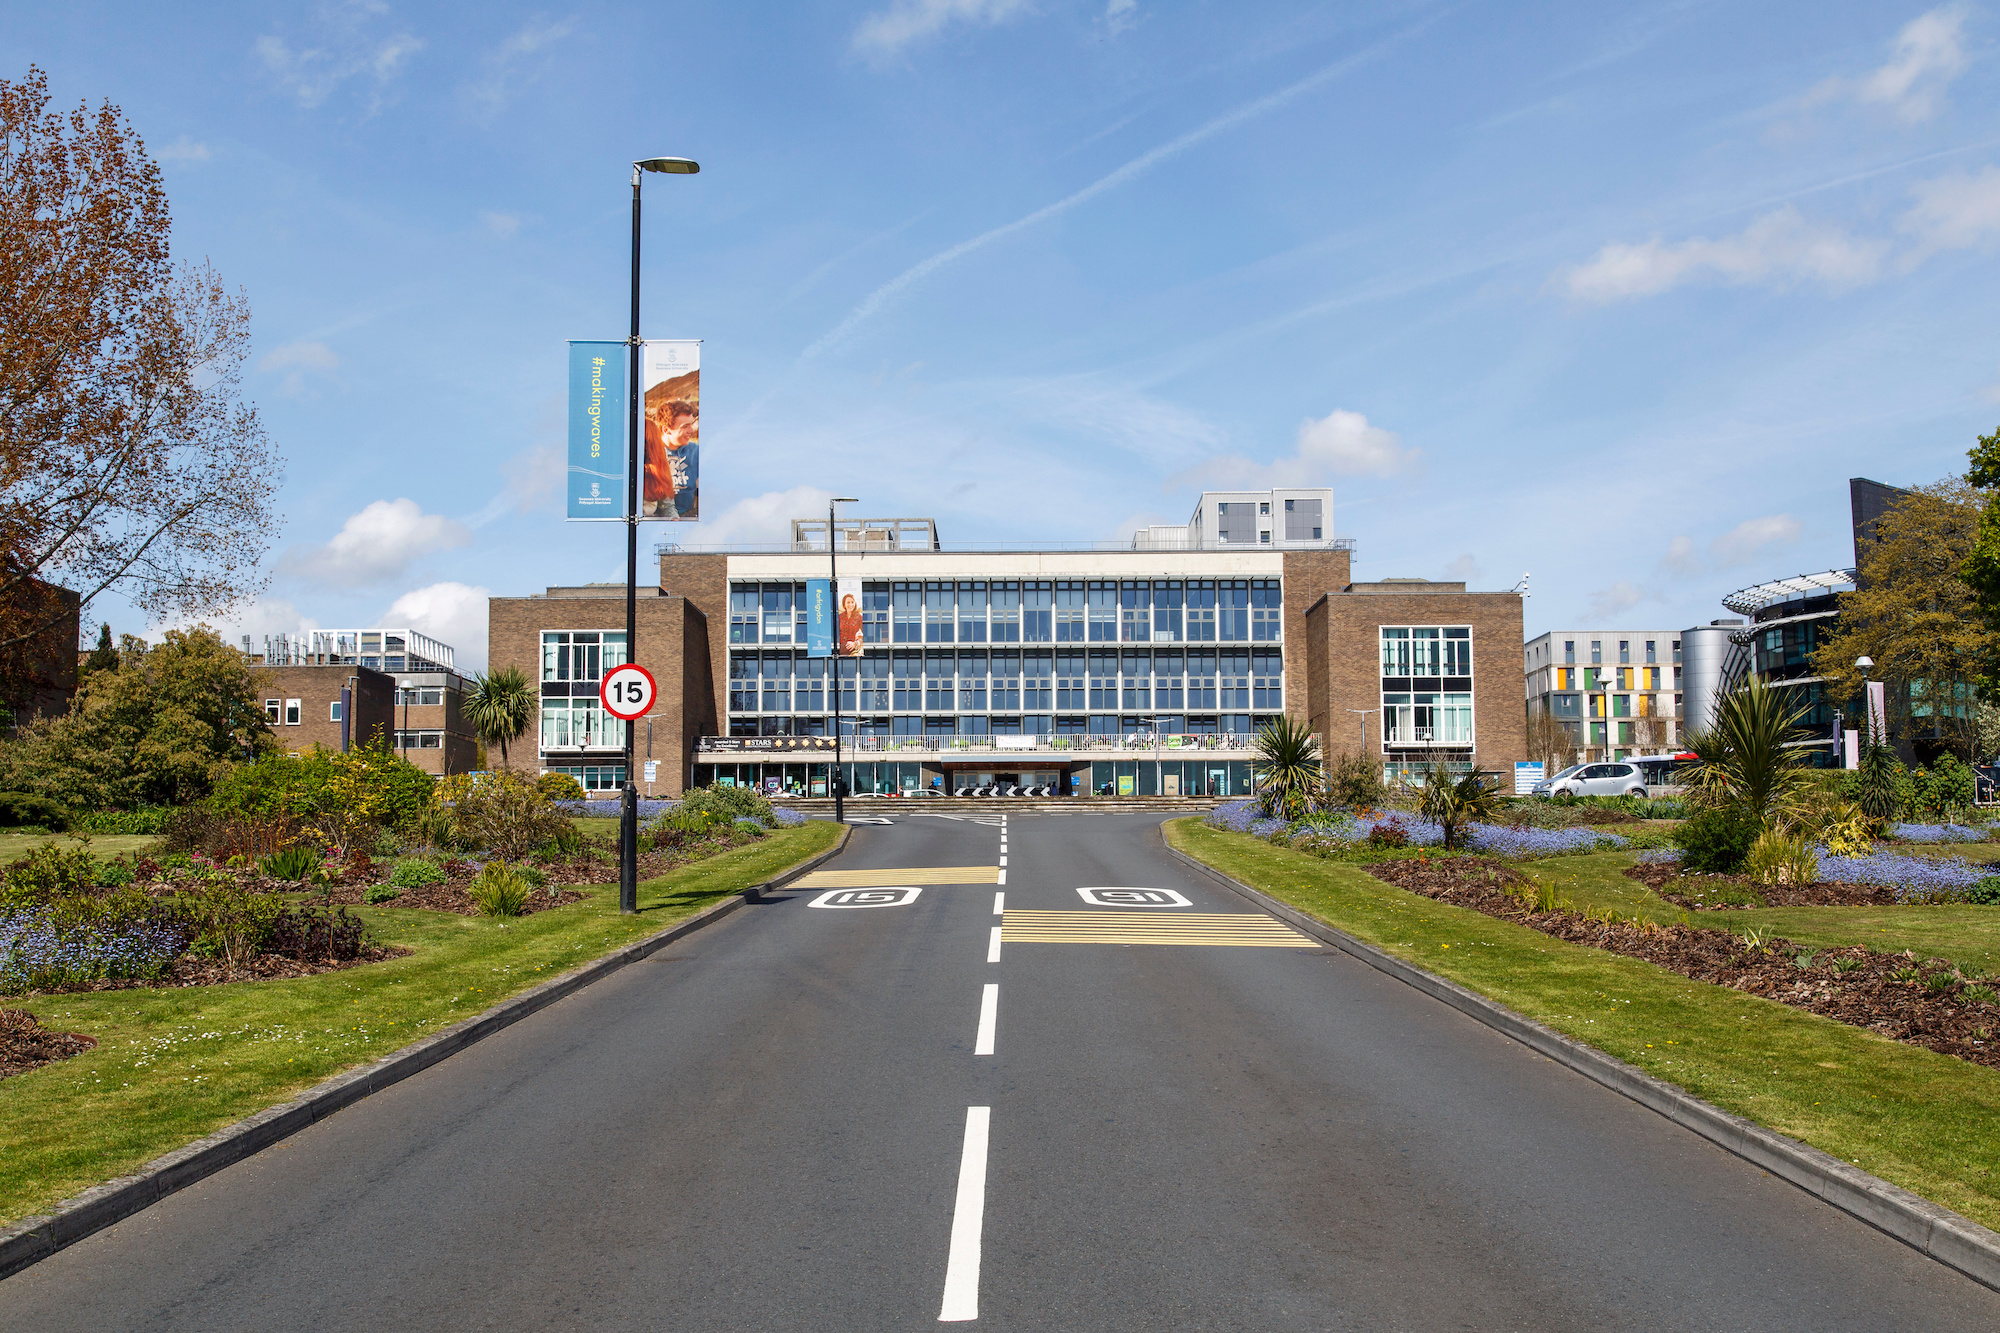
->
1419 763 1500 849
462 666 536 770
1252 714 1324 821
1683 676 1810 826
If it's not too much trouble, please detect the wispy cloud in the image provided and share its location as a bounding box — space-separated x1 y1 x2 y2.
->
462 15 576 117
282 499 470 585
254 5 424 112
1562 206 1886 302
1583 514 1803 620
258 339 340 396
1805 5 1969 124
1179 408 1419 489
1104 0 1139 38
852 0 1035 62
1899 165 2000 259
480 210 523 239
154 135 211 162
805 16 1431 358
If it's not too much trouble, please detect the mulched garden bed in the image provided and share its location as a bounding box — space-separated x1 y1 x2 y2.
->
0 1008 96 1079
1621 860 1899 908
1364 855 2000 1069
41 943 415 995
315 881 587 916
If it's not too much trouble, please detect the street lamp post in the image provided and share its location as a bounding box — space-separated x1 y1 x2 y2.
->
620 154 699 916
1345 707 1378 754
830 497 859 823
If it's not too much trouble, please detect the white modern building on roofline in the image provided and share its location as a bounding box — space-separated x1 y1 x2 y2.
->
1131 488 1334 551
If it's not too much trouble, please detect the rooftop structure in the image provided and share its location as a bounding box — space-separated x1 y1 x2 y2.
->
242 628 455 674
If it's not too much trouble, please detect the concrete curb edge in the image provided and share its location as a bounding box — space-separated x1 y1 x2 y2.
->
0 824 854 1282
1160 831 2000 1295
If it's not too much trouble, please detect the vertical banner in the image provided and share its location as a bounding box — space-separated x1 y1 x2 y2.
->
806 579 833 657
1866 679 1886 748
640 339 701 520
566 341 626 520
836 577 863 657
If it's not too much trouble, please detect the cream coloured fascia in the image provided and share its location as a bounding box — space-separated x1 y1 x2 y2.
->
724 550 1286 580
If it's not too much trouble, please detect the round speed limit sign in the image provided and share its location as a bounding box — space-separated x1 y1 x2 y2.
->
599 663 658 721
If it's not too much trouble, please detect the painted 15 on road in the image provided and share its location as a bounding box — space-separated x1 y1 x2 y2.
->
600 663 657 720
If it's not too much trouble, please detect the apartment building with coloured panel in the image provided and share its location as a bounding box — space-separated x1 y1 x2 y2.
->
484 490 1530 798
1522 629 1683 761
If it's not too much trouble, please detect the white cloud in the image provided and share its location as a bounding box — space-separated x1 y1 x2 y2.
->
501 443 564 515
1585 580 1645 622
462 17 576 116
151 597 318 649
254 6 424 111
853 0 1034 60
1104 0 1138 36
1807 6 1969 123
284 499 471 585
480 210 522 239
692 486 835 547
155 135 211 162
1709 514 1802 568
259 339 340 395
1563 207 1887 302
1181 409 1418 489
382 582 491 672
1899 166 2000 257
1442 554 1480 582
1661 534 1702 577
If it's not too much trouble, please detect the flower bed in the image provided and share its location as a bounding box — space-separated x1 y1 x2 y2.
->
1207 800 1628 859
1366 856 2000 1069
0 1008 96 1079
1627 846 1994 905
1889 823 1991 844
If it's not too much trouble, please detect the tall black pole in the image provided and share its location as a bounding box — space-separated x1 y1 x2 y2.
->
620 167 641 915
830 501 844 824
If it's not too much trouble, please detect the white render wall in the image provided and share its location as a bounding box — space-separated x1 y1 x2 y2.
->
727 550 1287 580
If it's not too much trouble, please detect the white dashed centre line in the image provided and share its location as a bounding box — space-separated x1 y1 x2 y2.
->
991 891 1004 914
974 983 998 1055
939 1107 990 1322
987 926 1002 963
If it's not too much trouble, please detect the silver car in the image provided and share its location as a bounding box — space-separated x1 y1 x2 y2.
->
1545 761 1648 798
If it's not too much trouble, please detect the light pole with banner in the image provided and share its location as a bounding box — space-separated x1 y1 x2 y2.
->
620 154 698 915
829 498 858 821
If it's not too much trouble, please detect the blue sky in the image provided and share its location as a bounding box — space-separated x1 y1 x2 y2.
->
9 1 2000 668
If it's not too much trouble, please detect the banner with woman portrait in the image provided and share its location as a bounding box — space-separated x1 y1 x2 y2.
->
640 340 701 520
836 577 863 656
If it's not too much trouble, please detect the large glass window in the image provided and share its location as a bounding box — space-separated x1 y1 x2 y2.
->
1219 649 1250 710
990 582 1020 643
862 584 890 644
1087 582 1118 641
760 652 791 712
990 649 1021 710
762 585 795 644
1252 648 1283 710
730 586 759 643
1119 582 1150 642
796 656 825 713
729 654 757 712
1188 649 1217 710
893 582 922 643
1056 650 1086 711
855 654 889 711
1088 649 1118 710
1443 627 1471 676
958 582 988 643
1121 649 1150 709
1023 582 1053 642
1250 579 1283 641
925 650 955 710
893 650 922 711
1023 650 1053 710
1154 648 1184 710
1409 628 1440 676
958 649 988 710
1153 581 1183 642
541 698 622 750
1055 581 1086 641
540 631 627 683
1219 581 1249 641
925 583 955 643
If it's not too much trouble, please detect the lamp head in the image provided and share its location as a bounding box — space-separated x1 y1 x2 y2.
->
1855 656 1874 672
636 157 700 174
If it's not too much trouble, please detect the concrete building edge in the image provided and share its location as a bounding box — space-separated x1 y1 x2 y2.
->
1159 830 2000 1295
0 826 855 1283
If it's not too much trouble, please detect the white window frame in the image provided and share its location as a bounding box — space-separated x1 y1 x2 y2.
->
284 699 301 726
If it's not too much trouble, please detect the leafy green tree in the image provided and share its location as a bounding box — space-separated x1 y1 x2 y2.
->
0 625 271 807
83 623 117 674
462 665 537 768
1252 715 1323 821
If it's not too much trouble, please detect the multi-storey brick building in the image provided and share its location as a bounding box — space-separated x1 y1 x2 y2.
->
243 628 478 775
485 492 1529 798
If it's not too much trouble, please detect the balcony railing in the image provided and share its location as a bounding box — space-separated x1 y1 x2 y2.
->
696 733 1262 757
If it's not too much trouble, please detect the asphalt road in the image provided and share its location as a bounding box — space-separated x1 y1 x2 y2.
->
6 811 1999 1331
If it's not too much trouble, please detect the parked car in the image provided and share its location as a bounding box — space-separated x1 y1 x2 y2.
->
1537 762 1648 799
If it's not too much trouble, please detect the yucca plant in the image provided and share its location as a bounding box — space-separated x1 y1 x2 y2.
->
1682 678 1812 826
469 861 531 917
1742 829 1820 886
1418 763 1499 850
259 845 322 883
1252 715 1324 821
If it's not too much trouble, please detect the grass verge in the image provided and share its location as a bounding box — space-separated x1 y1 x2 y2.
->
0 821 838 1228
0 832 155 866
1166 818 2000 1232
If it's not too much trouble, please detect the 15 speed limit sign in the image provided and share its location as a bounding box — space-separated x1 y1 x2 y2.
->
599 664 657 721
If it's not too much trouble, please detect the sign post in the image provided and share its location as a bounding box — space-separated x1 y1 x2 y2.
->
602 663 656 913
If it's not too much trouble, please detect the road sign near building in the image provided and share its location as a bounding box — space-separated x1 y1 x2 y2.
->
600 663 657 721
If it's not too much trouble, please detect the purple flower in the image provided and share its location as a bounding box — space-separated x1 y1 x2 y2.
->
1819 851 1986 902
1889 823 1990 844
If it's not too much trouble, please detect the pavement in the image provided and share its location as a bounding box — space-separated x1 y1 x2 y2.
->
6 812 1999 1331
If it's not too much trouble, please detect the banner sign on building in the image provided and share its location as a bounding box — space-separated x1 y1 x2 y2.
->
566 341 626 521
640 340 701 520
806 579 833 657
836 577 863 657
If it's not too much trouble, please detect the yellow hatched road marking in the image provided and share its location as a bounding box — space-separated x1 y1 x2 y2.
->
794 865 1001 887
1001 910 1318 948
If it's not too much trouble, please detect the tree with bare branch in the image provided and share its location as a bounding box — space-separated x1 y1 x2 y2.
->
0 66 280 663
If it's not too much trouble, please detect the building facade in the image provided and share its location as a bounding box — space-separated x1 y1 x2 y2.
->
1522 629 1683 761
242 628 478 775
486 498 1529 798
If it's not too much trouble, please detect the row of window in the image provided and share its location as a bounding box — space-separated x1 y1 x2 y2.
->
728 580 1284 646
393 731 445 749
541 631 628 685
1549 693 1682 719
1379 627 1472 678
1381 693 1473 745
1551 666 1675 692
1561 637 1681 666
725 714 1278 739
726 648 1283 714
395 687 445 707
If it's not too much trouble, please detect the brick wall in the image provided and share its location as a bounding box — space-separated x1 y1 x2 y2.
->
1280 547 1351 727
1300 584 1526 773
257 665 395 758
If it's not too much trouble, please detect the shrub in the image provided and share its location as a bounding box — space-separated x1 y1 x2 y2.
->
209 745 436 838
1418 765 1500 850
389 858 447 888
533 823 584 861
266 905 367 960
517 865 548 889
2 841 103 908
259 845 323 882
439 769 577 859
678 784 774 824
1672 807 1760 875
96 858 136 888
1743 830 1820 886
1366 817 1410 849
1325 751 1387 810
364 885 402 905
1967 877 2000 906
67 806 171 835
0 791 69 831
536 771 587 801
1909 755 1976 822
174 882 288 964
469 861 531 917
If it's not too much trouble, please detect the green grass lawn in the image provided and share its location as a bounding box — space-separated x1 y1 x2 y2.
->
1167 819 2000 1233
0 831 155 866
0 821 838 1228
1911 841 2000 864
